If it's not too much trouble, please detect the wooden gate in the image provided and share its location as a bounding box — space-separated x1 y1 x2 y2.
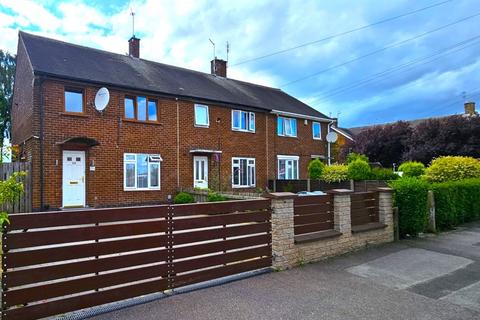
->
0 162 32 213
1 199 271 320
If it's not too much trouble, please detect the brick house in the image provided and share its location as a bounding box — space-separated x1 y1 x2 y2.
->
12 32 336 210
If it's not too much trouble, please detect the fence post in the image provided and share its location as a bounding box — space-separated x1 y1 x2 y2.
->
307 179 311 192
377 188 394 232
327 189 353 235
427 190 436 233
267 192 297 270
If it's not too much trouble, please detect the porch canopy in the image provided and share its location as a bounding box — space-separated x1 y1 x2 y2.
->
189 148 222 154
55 136 100 147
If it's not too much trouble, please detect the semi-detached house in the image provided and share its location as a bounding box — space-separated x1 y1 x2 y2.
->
12 32 335 210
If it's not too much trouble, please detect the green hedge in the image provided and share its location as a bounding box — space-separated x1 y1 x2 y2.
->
389 178 429 237
174 192 195 204
430 178 480 230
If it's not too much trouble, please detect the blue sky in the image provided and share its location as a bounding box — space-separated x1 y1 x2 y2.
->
1 0 479 127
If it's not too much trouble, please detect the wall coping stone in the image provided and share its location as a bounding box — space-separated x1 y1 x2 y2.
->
265 192 297 199
376 187 394 193
326 189 354 194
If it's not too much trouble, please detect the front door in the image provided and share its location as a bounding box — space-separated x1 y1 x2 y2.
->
193 156 208 189
63 150 86 207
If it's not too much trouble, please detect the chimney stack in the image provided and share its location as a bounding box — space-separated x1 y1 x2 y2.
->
128 36 140 58
211 58 227 77
464 101 477 116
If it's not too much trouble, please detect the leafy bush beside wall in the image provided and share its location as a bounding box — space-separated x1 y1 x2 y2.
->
308 159 325 179
207 192 229 202
347 159 371 181
370 167 399 180
398 161 425 178
424 156 480 182
321 164 349 183
346 152 369 164
174 192 195 204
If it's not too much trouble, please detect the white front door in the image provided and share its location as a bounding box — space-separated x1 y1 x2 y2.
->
193 156 208 189
63 150 86 207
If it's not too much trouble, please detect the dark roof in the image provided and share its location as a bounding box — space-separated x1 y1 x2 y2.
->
20 31 330 119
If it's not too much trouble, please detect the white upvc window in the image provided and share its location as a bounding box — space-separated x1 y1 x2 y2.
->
124 153 162 190
194 104 209 127
313 122 322 140
277 116 297 137
232 110 255 132
232 157 256 188
277 155 299 180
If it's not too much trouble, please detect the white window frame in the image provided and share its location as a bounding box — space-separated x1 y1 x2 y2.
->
124 153 162 191
312 122 322 140
194 104 209 127
277 155 299 180
277 116 297 137
232 110 255 132
232 157 256 188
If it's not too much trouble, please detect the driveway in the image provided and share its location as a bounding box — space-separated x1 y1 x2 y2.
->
90 221 480 320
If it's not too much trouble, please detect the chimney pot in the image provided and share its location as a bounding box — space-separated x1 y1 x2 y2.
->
211 58 227 77
464 101 477 116
129 36 140 58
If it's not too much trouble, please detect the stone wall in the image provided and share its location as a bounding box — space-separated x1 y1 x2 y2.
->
269 188 394 270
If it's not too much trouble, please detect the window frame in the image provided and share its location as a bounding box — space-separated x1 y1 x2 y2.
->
312 122 322 140
64 87 85 114
277 116 297 137
232 110 256 133
231 157 256 188
123 95 159 123
194 104 210 127
123 153 162 191
277 155 299 180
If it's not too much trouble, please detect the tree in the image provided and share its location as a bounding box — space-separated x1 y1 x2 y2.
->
0 50 16 153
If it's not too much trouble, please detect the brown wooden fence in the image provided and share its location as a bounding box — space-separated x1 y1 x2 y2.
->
350 191 380 231
1 199 272 320
293 195 337 243
0 162 32 213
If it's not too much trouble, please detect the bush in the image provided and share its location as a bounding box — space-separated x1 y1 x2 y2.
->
424 156 480 182
398 161 425 178
389 178 429 237
174 192 195 204
346 152 369 164
321 164 349 183
430 178 480 230
370 167 399 180
308 159 325 179
207 192 228 202
347 159 371 181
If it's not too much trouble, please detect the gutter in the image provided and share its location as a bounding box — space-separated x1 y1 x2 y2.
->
270 109 332 122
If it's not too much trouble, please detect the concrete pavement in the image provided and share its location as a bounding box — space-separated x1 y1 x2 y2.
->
90 221 480 320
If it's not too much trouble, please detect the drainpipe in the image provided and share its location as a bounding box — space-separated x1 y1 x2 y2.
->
176 98 180 189
39 76 45 209
327 120 335 165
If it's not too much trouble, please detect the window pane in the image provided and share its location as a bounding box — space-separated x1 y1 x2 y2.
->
125 97 135 119
137 154 148 188
249 113 255 131
148 100 157 121
291 119 297 136
125 163 135 188
240 159 247 186
293 160 298 179
278 160 286 179
233 164 239 185
233 111 240 129
65 90 83 113
195 105 209 126
241 112 247 130
277 117 284 135
137 96 147 121
313 123 320 138
125 154 135 161
150 163 159 187
285 119 291 136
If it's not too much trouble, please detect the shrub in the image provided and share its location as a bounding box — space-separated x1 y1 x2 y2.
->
308 159 325 179
207 192 229 202
347 159 371 181
0 172 26 226
370 167 399 180
174 192 195 204
424 156 480 182
346 152 369 164
398 161 425 178
430 178 480 230
389 178 429 237
321 164 349 183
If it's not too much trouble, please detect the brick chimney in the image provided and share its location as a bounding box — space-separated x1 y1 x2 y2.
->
464 101 477 116
211 58 227 77
128 36 140 58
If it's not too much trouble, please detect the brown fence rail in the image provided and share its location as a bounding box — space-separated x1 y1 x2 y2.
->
293 195 337 243
1 199 272 320
350 192 379 228
0 162 32 213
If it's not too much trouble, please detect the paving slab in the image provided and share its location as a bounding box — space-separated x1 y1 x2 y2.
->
441 280 480 312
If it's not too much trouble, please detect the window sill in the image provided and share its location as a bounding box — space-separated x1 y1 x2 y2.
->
122 119 163 126
232 185 256 189
232 128 256 133
124 188 161 192
194 124 210 128
313 137 322 141
60 112 89 118
277 135 298 139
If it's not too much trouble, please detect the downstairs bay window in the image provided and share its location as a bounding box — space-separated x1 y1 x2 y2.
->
124 153 162 190
278 155 299 180
232 157 256 188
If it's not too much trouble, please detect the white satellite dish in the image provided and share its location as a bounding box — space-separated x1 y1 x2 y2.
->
326 131 338 143
94 87 110 111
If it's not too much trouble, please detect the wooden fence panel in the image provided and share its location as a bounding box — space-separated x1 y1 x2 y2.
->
293 195 334 241
350 191 379 226
1 198 272 320
0 162 32 213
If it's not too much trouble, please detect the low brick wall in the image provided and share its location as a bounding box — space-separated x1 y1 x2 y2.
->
268 188 394 270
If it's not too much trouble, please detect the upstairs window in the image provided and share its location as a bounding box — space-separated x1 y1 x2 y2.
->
232 110 255 132
64 89 84 113
313 122 322 140
124 96 158 122
277 117 297 137
194 104 209 127
124 153 162 190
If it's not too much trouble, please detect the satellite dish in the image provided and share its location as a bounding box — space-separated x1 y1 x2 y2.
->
94 87 110 112
326 131 338 143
